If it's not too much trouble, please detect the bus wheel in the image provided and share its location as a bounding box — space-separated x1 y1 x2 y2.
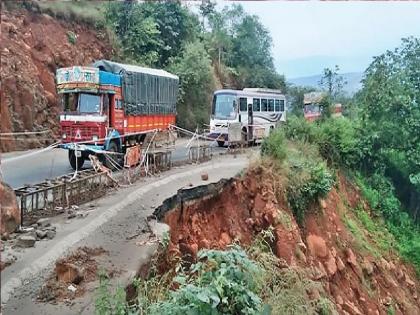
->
217 140 225 147
104 141 121 170
68 150 84 170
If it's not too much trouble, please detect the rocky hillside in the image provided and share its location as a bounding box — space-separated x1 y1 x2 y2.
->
0 6 114 152
156 166 419 314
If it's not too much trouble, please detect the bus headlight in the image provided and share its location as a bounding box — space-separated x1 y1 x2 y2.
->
92 135 99 141
62 133 67 139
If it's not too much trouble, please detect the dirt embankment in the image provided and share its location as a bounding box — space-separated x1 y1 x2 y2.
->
158 166 420 315
1 7 114 152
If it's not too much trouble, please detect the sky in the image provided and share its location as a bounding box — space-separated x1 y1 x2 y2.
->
206 1 420 78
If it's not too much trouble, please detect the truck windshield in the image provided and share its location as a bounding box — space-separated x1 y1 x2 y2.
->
78 93 101 114
212 94 237 120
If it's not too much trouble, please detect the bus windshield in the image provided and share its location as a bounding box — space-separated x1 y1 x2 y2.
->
212 94 237 120
78 93 101 114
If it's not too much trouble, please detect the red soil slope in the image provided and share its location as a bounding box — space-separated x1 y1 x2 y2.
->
164 167 419 315
1 7 113 152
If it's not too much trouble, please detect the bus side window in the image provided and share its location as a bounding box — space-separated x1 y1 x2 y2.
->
268 99 274 112
239 97 247 112
261 99 268 111
280 100 285 112
275 99 280 112
253 98 260 111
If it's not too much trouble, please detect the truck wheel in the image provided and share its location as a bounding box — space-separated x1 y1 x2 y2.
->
104 141 121 170
217 140 225 147
68 150 84 170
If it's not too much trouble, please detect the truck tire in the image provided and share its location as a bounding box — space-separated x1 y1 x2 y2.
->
217 140 225 147
68 150 84 170
104 141 121 170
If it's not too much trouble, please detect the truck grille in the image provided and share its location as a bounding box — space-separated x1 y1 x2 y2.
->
62 126 99 141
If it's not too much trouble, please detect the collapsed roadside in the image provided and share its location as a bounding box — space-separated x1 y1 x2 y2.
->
96 126 420 315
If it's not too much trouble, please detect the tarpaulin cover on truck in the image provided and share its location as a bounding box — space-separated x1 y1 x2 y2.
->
92 60 178 116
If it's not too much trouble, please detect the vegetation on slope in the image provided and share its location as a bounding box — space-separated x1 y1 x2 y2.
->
103 0 285 131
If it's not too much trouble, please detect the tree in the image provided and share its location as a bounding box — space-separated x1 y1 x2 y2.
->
199 0 216 28
105 0 200 67
168 41 216 131
319 65 347 100
358 37 420 219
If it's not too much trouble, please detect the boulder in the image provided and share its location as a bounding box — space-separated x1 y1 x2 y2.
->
306 234 328 258
201 173 209 181
345 248 358 267
362 259 374 276
36 230 47 239
343 301 363 315
46 230 56 240
16 235 36 248
325 254 338 276
36 218 51 228
55 262 83 284
336 256 346 271
0 181 21 235
219 232 231 246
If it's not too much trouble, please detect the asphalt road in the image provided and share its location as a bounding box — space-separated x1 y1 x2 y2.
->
1 140 226 188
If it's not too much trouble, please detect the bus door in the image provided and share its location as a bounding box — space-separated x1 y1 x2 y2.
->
247 98 253 142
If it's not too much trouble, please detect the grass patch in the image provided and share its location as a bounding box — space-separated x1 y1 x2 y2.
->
38 0 106 28
343 214 380 258
248 229 336 315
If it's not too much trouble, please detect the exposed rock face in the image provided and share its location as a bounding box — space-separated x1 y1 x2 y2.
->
157 168 420 315
306 234 328 258
1 7 114 152
0 181 20 235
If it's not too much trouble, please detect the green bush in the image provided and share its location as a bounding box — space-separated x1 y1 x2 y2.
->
95 271 132 315
284 115 316 143
67 31 77 45
287 159 335 225
261 128 287 163
149 246 262 315
315 118 362 169
356 173 420 274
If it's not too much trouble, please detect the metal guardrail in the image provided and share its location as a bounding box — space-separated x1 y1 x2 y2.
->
13 143 215 224
189 145 212 163
14 170 112 221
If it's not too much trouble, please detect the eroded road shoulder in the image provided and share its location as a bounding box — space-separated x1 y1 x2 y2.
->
1 155 249 314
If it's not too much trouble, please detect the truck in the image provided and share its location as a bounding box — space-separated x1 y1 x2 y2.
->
56 60 179 170
303 92 342 122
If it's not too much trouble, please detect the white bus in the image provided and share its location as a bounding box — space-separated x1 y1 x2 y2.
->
209 88 286 146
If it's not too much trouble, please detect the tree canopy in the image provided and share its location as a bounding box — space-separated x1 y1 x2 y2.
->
104 0 285 130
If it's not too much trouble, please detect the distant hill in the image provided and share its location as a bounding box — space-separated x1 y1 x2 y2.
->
288 72 364 95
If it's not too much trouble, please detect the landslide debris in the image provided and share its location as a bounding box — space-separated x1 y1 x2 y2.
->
154 165 420 315
0 181 21 236
1 5 114 152
38 246 108 303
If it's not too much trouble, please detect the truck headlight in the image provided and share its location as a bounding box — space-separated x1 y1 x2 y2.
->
62 133 67 139
92 135 99 141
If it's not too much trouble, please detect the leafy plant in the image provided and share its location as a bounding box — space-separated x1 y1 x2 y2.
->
287 159 334 225
95 270 132 315
67 31 77 45
149 245 262 315
261 128 287 163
